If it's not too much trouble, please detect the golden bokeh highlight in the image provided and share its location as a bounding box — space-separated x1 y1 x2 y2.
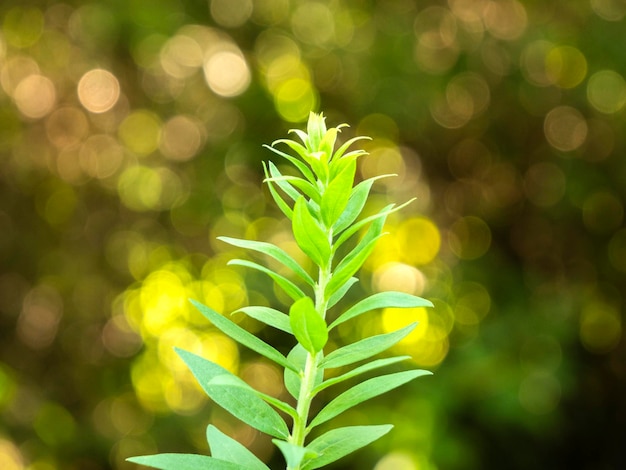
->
204 50 251 98
373 262 426 296
0 438 24 470
160 115 204 161
13 74 55 119
77 69 120 113
543 106 588 152
483 0 527 41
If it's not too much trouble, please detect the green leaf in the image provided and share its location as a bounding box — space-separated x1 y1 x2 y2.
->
236 306 292 334
284 344 324 399
127 454 245 470
218 236 314 287
319 126 338 160
266 161 321 203
289 297 328 354
273 440 318 469
227 259 306 302
302 425 392 469
331 135 372 161
333 175 393 234
320 323 417 369
176 348 290 439
263 162 293 219
309 370 431 429
320 158 356 228
327 277 358 309
307 111 326 152
325 216 386 298
292 197 331 268
329 292 434 330
264 143 316 183
206 425 270 470
256 390 298 420
190 300 297 372
334 199 414 250
312 356 411 394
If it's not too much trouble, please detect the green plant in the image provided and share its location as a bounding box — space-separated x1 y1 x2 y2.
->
128 112 433 470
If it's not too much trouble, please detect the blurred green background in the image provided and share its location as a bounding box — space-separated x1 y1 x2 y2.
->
1 0 625 469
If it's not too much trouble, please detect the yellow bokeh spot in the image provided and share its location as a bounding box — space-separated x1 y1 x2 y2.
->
381 307 429 344
397 217 441 266
0 438 24 470
545 45 587 89
118 110 162 156
274 78 318 123
587 70 626 114
140 269 190 337
410 335 449 367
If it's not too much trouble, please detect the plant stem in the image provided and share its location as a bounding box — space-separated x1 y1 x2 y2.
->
288 231 334 470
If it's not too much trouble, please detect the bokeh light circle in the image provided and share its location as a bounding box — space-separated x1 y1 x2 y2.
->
273 78 318 123
77 68 120 113
204 50 251 98
587 70 626 114
544 106 588 152
13 74 55 119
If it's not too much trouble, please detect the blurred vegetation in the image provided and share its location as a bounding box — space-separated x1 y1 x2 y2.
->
0 0 625 469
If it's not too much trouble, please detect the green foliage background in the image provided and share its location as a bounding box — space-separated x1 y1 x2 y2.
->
0 0 624 469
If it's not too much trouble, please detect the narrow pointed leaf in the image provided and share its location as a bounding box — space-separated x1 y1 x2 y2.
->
176 348 289 438
218 236 314 286
312 356 411 394
289 297 328 354
236 306 292 334
190 300 297 372
267 161 320 202
331 135 372 161
127 454 245 470
326 215 386 298
207 425 270 470
320 323 417 369
309 370 431 429
265 142 316 183
320 159 356 228
334 199 414 249
333 175 393 234
329 292 434 330
227 259 306 301
256 390 298 420
327 277 358 309
263 162 293 219
292 196 331 268
302 425 392 470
